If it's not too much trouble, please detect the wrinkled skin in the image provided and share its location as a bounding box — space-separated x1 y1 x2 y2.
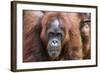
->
46 18 65 60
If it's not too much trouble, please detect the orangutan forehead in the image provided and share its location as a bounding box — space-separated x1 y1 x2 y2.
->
51 19 60 28
48 18 61 30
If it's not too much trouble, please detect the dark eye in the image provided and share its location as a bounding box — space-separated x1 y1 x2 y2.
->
56 33 63 40
56 33 62 37
48 32 54 37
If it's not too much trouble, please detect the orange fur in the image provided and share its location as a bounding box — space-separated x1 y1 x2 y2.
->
23 11 85 62
23 11 47 62
41 12 83 60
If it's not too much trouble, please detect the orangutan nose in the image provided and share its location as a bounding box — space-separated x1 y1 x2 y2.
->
51 38 59 47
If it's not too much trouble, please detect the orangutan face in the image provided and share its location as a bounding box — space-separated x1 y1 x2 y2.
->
81 23 90 37
46 18 65 59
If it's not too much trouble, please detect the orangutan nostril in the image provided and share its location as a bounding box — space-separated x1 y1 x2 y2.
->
51 38 59 47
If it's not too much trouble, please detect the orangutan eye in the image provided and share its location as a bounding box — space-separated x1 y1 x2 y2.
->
49 32 54 37
56 33 62 38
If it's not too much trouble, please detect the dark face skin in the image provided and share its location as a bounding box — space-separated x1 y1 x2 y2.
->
46 18 65 59
80 22 90 38
80 13 91 38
